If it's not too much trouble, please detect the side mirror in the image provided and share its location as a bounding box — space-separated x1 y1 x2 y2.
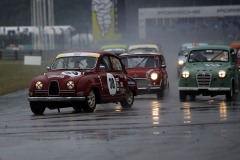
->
46 66 50 71
161 64 166 69
99 65 106 70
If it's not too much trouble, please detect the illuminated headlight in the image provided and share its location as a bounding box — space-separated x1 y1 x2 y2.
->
35 81 43 89
150 72 158 80
67 81 74 89
218 70 226 78
182 70 190 78
178 60 184 65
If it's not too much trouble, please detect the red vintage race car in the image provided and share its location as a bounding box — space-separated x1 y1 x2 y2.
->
120 52 169 99
28 51 138 115
230 42 240 70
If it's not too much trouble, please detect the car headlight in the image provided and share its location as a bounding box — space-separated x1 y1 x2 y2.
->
150 72 158 80
182 70 190 78
218 70 226 78
67 81 74 89
35 81 43 89
178 60 184 65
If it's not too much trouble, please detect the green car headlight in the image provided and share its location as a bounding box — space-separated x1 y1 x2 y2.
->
182 70 190 78
178 60 184 65
218 70 226 78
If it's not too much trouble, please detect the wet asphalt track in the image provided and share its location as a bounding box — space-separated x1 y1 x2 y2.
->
1 44 240 160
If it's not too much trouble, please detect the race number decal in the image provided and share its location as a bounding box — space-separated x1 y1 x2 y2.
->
107 73 116 95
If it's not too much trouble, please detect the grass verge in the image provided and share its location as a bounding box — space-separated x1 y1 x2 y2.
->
0 60 50 96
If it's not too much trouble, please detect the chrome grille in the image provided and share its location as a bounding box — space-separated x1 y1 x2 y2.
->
49 81 59 96
135 78 151 89
196 72 211 87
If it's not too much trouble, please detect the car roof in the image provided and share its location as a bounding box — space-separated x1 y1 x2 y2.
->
128 44 159 51
120 52 162 56
189 45 232 51
55 51 117 59
100 44 128 50
230 42 240 49
180 43 208 50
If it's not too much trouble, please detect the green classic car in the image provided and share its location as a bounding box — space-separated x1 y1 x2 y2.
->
178 45 238 102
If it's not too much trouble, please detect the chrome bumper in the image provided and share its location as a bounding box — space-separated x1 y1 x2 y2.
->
178 87 230 91
28 97 86 101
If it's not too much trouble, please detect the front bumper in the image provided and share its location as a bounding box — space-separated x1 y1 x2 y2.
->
178 87 230 91
28 97 86 102
138 85 161 90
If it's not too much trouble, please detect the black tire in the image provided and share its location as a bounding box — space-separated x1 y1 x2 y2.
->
190 95 196 101
72 106 82 113
30 101 46 115
82 90 96 112
226 84 234 101
157 88 164 99
179 91 187 102
120 92 134 109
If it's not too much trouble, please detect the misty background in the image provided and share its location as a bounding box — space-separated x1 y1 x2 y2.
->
0 0 239 51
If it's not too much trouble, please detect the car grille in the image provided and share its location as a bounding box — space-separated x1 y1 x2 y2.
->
196 72 212 87
49 81 60 96
135 78 151 89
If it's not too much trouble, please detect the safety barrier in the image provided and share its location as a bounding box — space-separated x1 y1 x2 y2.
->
0 50 44 60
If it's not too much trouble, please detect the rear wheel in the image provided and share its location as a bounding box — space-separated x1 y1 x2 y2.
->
120 92 134 109
82 90 96 112
179 91 187 102
30 102 46 115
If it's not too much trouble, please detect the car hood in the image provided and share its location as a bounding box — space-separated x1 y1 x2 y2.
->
126 68 156 78
34 70 85 82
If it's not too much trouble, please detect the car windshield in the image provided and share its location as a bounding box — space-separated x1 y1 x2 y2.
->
51 56 97 70
129 48 158 54
121 56 159 68
188 50 229 62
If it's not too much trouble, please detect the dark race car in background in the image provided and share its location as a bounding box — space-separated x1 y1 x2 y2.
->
100 44 128 55
177 43 208 76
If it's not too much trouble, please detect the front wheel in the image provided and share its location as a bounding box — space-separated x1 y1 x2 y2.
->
120 92 134 109
179 91 187 102
82 90 96 112
73 106 82 113
30 101 46 115
226 84 234 101
157 88 164 99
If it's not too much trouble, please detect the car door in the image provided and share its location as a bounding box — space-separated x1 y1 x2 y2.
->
108 56 127 98
97 55 112 100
